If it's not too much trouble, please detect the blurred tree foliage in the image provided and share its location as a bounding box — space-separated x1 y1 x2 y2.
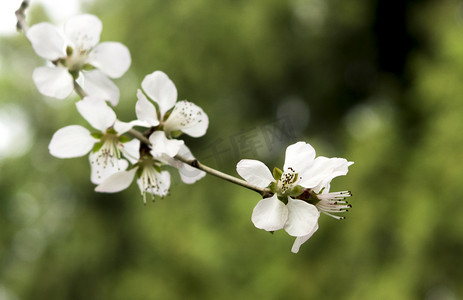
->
1 0 463 299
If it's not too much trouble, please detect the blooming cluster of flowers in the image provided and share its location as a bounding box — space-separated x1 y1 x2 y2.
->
28 14 208 203
237 142 353 253
24 13 353 253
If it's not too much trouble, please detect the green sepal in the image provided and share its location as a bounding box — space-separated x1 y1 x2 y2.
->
106 128 118 135
128 162 139 170
289 185 304 198
170 130 183 138
153 164 162 173
70 70 79 80
277 194 288 204
82 63 95 71
290 173 299 184
162 109 172 121
92 142 103 153
91 132 103 139
136 165 143 178
119 136 131 143
66 46 73 56
272 167 283 180
268 181 277 193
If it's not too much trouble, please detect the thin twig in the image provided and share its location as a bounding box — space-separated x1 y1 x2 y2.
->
82 58 270 198
15 0 30 33
73 81 87 98
127 128 272 197
175 155 273 197
128 128 150 145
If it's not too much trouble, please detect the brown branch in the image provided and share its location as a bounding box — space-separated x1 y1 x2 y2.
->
174 155 273 197
73 81 87 98
127 128 272 197
15 0 30 33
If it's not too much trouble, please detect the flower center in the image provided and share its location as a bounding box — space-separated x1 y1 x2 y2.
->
276 167 300 196
138 157 167 204
90 133 123 181
66 48 89 72
98 133 122 163
57 46 91 74
163 102 203 134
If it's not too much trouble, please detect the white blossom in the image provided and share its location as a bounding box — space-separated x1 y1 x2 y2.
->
48 96 140 184
236 141 353 253
135 71 209 138
145 131 206 184
149 131 184 159
133 70 208 184
26 14 131 105
95 154 171 204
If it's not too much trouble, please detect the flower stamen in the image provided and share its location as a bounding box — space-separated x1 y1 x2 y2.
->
138 157 168 204
315 191 352 219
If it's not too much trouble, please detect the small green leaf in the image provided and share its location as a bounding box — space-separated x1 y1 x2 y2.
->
91 132 103 139
277 194 289 204
106 128 117 135
272 167 283 180
70 70 79 80
92 142 103 153
82 63 95 71
163 109 172 121
290 173 299 184
119 136 131 143
66 46 73 56
289 185 304 198
136 166 143 178
170 130 183 138
269 181 277 193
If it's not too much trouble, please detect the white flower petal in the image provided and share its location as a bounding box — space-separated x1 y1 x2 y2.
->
163 101 208 137
89 152 129 184
32 66 74 99
149 131 184 158
76 96 116 131
113 119 148 134
299 156 336 189
329 158 354 179
136 89 159 126
141 71 177 116
136 169 171 198
177 143 195 160
291 222 319 253
312 158 354 192
64 14 102 50
178 163 206 184
95 167 137 193
82 70 120 106
236 159 274 188
156 170 171 197
89 42 131 78
283 141 316 174
27 23 66 60
113 120 132 134
284 198 320 237
175 144 205 184
251 195 288 232
49 125 96 158
120 139 140 164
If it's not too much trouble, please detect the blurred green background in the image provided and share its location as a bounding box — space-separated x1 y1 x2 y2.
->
1 0 463 299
